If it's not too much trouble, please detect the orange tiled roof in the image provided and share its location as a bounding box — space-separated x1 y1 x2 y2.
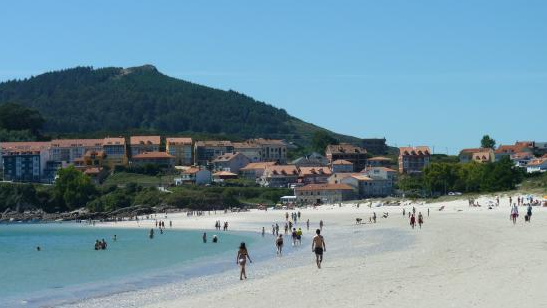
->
195 140 233 147
212 152 240 162
213 171 238 177
264 165 299 176
399 146 431 156
132 152 173 159
103 137 125 145
326 143 366 155
299 167 332 176
166 137 192 145
473 151 493 162
495 144 531 154
511 152 534 160
351 175 373 181
362 166 397 173
233 141 261 149
295 183 354 191
1 141 50 152
181 167 201 174
368 156 391 161
130 136 161 145
240 162 277 170
329 172 361 181
332 159 353 165
527 158 547 166
50 139 103 148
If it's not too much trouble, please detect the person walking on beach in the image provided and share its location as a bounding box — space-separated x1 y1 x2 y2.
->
236 242 252 280
297 227 302 245
312 229 326 269
427 208 430 217
319 220 324 231
418 212 424 229
510 204 519 225
527 204 533 222
276 234 284 256
291 228 297 246
284 223 289 235
403 208 405 216
410 214 416 229
306 219 310 230
275 223 279 236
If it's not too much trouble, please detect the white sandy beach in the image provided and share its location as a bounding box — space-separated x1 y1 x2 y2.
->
62 194 547 308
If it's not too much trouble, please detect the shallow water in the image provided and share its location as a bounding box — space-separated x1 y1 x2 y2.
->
0 223 262 308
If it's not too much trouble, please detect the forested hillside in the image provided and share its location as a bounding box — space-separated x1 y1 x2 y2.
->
0 65 359 145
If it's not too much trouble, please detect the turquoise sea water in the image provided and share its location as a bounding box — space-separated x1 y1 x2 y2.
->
0 223 262 308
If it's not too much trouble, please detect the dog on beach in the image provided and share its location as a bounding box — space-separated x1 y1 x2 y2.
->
356 218 362 224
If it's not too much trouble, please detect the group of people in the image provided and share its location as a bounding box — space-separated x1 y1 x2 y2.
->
94 239 107 250
202 232 219 243
404 207 425 229
215 221 229 231
510 203 534 224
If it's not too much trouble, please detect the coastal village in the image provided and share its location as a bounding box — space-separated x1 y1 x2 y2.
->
2 136 546 205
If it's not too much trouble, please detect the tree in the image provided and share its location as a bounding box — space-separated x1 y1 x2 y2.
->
0 103 44 135
481 135 496 149
54 166 97 210
312 131 338 153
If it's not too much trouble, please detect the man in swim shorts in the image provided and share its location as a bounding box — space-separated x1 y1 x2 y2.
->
311 229 326 269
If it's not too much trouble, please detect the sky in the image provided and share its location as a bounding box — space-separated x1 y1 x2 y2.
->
1 0 546 154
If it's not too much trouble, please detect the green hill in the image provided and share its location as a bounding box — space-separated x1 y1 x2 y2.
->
0 65 360 146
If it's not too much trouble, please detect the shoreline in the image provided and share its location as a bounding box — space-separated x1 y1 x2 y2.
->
7 193 547 308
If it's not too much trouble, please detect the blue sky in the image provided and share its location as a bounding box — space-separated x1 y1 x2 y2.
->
1 1 546 154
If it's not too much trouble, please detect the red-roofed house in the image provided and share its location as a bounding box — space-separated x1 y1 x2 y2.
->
398 146 431 174
166 137 192 165
325 143 368 171
130 136 161 156
298 166 332 184
526 157 547 173
331 159 354 173
295 184 355 204
495 143 533 161
212 152 251 173
260 165 300 187
176 167 212 185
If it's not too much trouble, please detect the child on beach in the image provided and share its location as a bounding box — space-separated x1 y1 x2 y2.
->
410 214 416 229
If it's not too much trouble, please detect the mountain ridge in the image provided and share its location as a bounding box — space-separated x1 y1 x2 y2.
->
0 65 361 146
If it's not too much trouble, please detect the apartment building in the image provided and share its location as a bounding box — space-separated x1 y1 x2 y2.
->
325 143 368 171
130 136 161 156
166 137 193 165
398 146 431 174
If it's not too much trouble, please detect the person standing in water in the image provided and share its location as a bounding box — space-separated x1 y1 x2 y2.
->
312 229 326 269
319 220 324 231
262 227 265 237
236 242 252 280
149 229 154 239
276 234 284 256
203 232 207 243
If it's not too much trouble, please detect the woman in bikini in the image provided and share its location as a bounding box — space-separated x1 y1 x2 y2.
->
236 242 252 280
